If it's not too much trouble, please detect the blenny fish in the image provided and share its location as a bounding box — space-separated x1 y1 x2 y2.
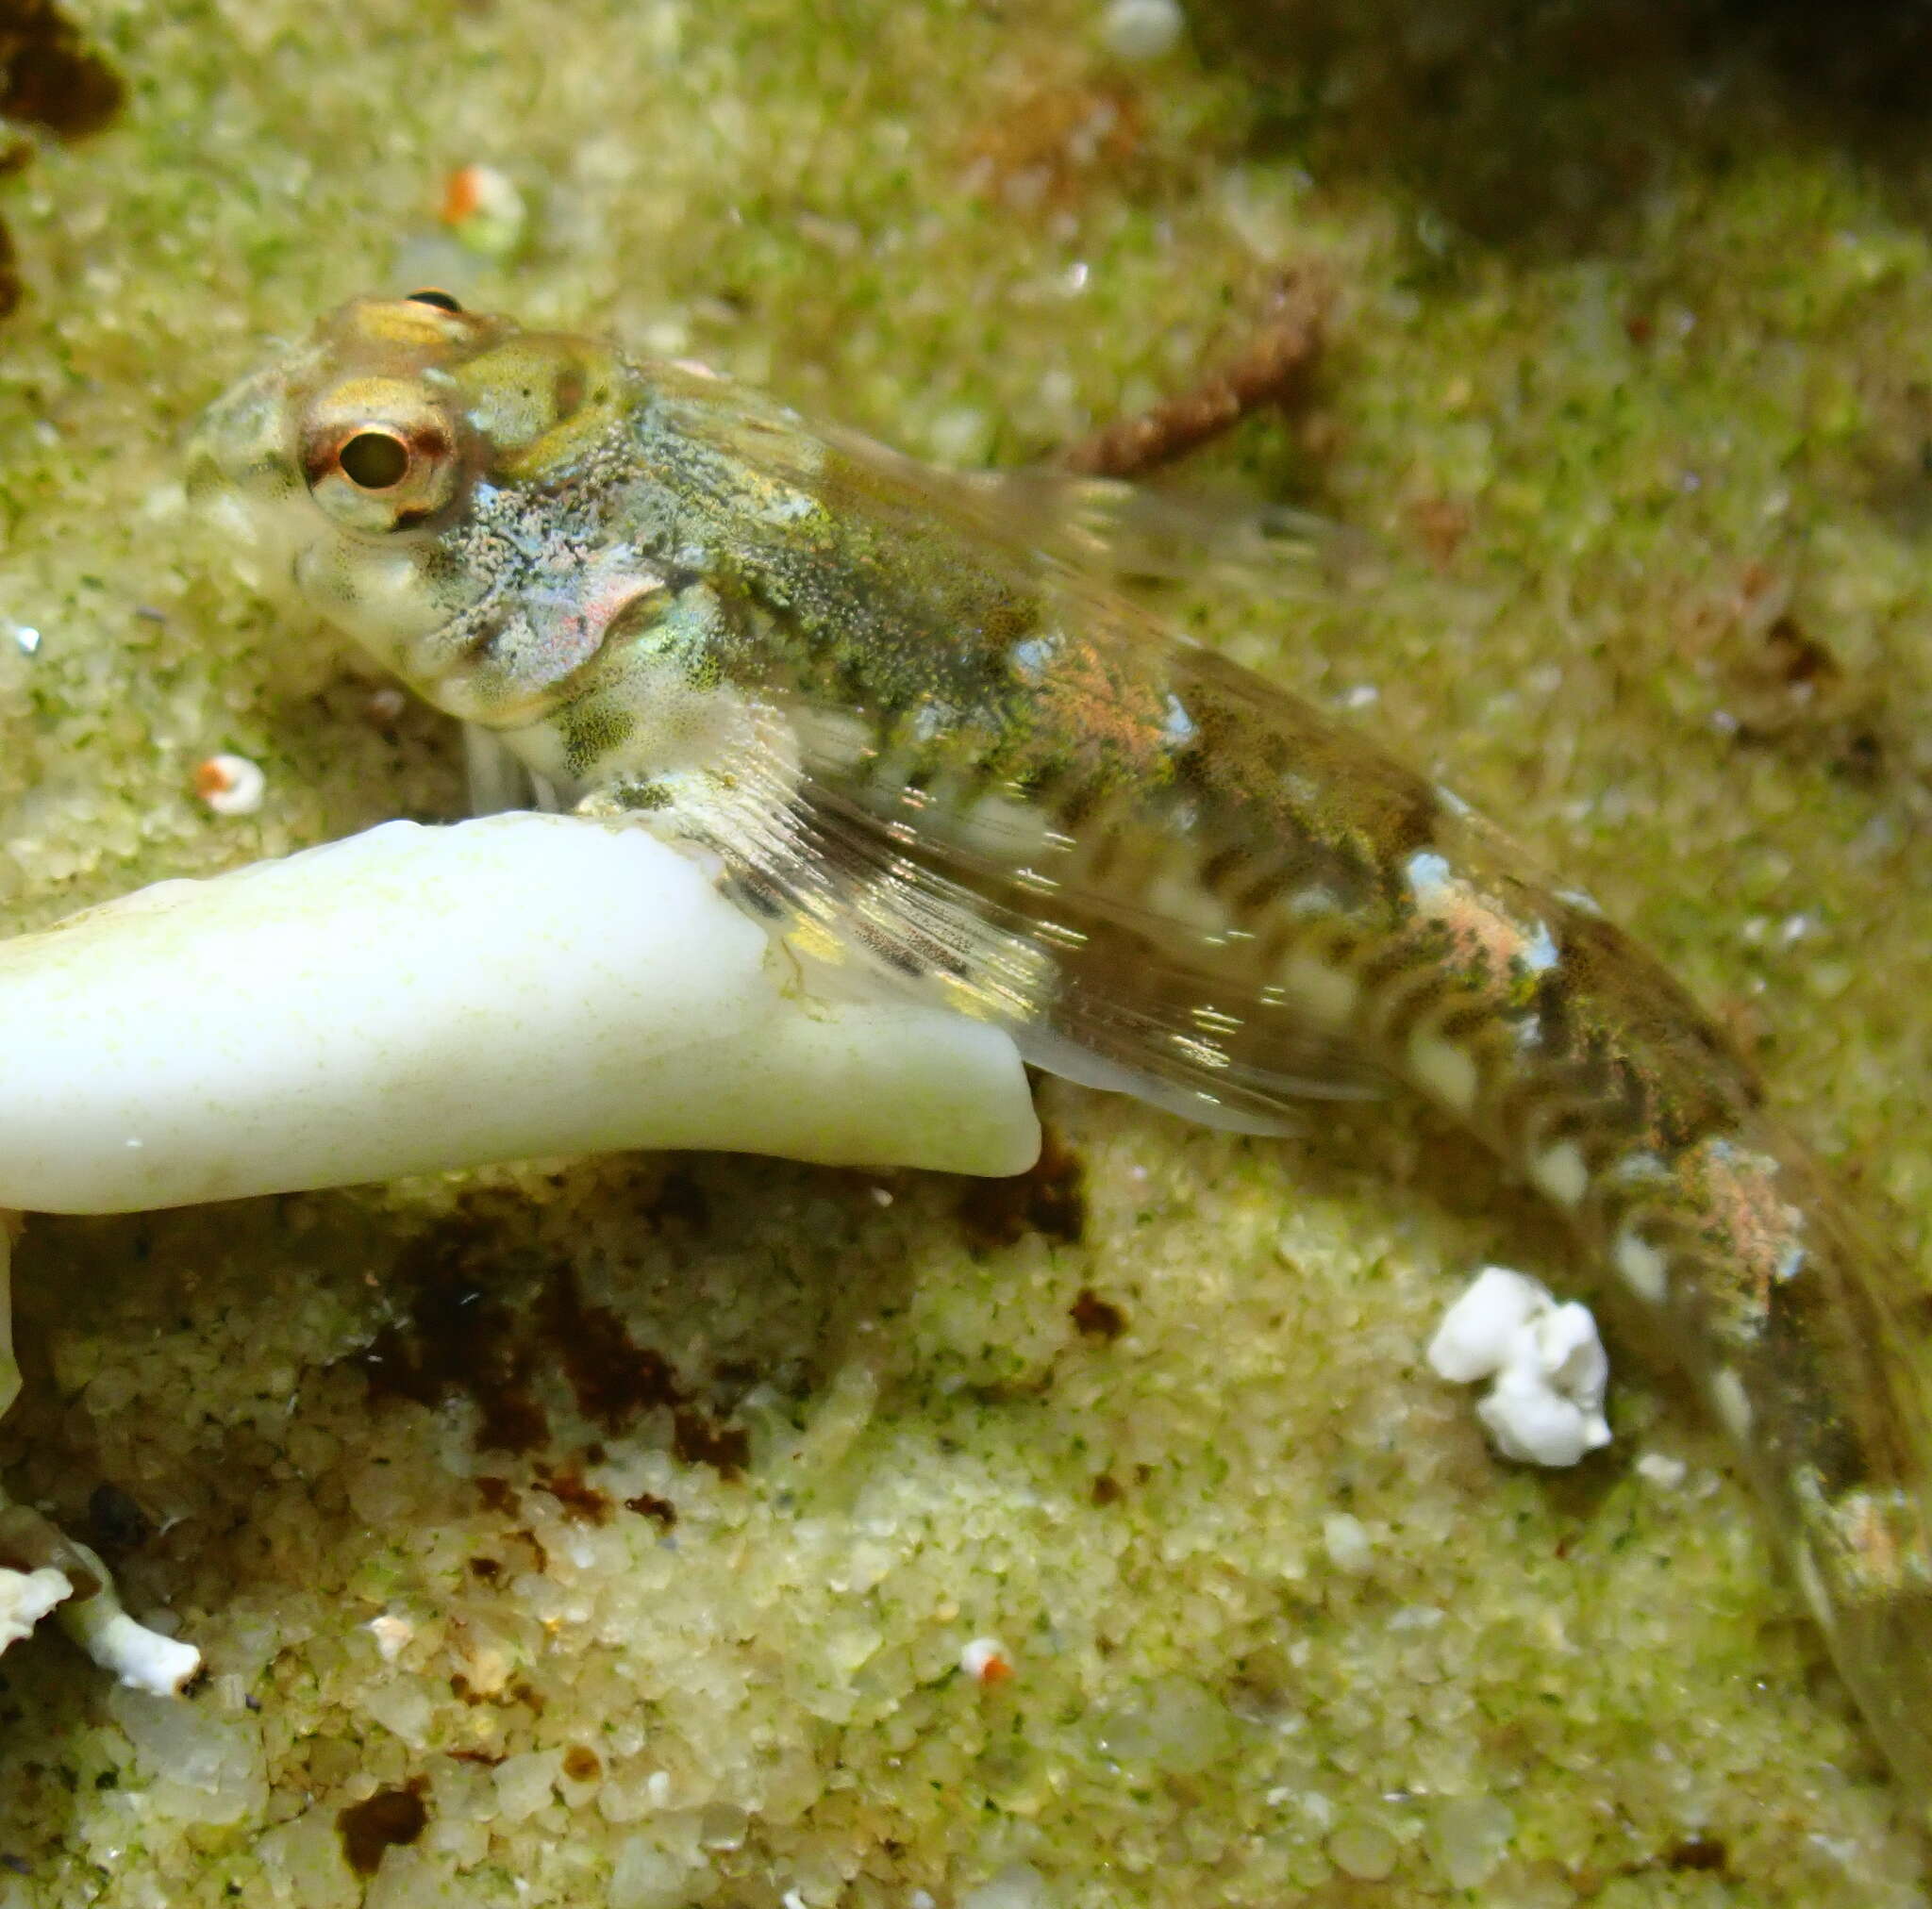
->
189 293 1932 1815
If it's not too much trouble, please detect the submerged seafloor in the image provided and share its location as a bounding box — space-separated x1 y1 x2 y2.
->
4 0 1932 1903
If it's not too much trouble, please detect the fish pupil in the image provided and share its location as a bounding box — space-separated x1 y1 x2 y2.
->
340 430 410 490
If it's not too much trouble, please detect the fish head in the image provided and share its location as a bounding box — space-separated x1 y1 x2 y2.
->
188 291 633 722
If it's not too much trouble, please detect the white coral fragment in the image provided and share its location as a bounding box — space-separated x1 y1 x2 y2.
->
0 1211 18 1423
1426 1266 1611 1468
0 1229 70 1659
0 813 1040 1213
59 1562 204 1695
0 1562 71 1653
0 1498 203 1692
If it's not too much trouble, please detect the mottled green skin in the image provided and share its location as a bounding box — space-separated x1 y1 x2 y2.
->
192 295 1932 1815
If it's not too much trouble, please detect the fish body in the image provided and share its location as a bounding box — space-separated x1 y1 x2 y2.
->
190 295 1932 1812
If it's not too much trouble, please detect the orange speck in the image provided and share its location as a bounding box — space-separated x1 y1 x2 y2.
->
192 758 233 798
441 165 485 226
960 1636 1014 1684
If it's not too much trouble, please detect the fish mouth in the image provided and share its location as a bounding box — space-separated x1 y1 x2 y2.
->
182 354 329 600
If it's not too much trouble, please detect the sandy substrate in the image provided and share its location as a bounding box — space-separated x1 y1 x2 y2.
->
3 1 1932 1902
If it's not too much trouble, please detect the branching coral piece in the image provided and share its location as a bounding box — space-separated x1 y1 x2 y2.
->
0 1495 202 1691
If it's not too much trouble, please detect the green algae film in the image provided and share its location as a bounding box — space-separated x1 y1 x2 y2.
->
7 0 1932 1899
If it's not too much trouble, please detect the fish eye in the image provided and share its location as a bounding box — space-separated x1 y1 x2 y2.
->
406 288 463 313
302 380 464 533
339 429 411 490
